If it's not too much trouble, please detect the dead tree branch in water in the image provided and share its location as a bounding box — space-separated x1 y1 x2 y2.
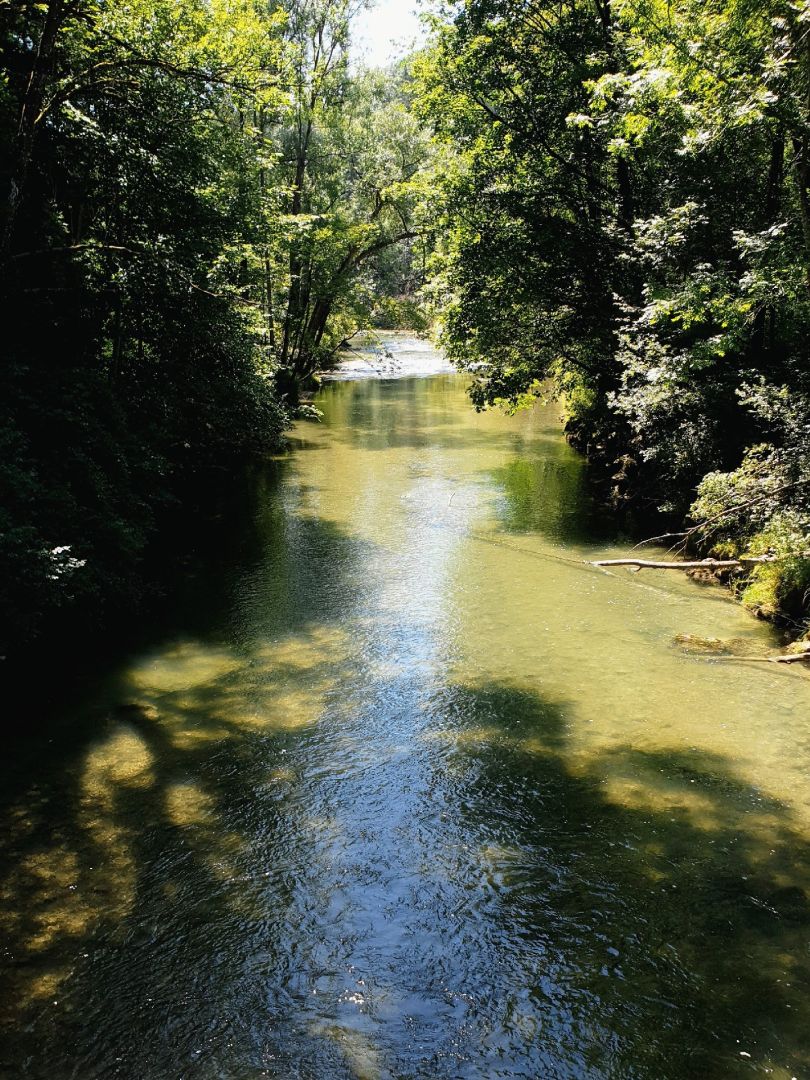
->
589 556 809 571
713 653 810 666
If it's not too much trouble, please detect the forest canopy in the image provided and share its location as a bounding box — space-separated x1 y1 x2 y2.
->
2 0 810 653
0 0 432 654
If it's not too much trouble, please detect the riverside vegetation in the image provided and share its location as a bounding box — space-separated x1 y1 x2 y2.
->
2 0 810 656
415 0 810 634
0 0 433 657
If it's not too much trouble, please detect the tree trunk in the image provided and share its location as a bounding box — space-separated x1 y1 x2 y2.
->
310 297 333 348
792 134 810 290
751 131 785 354
591 556 809 570
2 0 68 260
264 252 277 354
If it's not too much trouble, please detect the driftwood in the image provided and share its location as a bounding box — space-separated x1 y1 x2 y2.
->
590 556 785 570
713 653 810 665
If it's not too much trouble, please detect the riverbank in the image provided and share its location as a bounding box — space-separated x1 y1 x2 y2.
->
564 406 810 644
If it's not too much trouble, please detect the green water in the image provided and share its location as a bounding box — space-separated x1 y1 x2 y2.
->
3 367 810 1079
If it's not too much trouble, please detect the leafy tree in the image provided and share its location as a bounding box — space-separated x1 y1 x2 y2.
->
267 2 434 397
0 0 290 653
0 0 438 652
416 0 810 625
414 0 632 411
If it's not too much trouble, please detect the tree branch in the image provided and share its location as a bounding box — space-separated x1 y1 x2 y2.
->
591 555 810 570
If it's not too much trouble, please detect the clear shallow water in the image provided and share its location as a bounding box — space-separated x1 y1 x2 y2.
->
2 358 810 1079
324 333 454 380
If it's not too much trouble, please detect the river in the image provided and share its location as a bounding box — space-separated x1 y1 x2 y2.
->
2 336 810 1079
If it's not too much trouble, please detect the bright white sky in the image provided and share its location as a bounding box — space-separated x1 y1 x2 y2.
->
352 1 426 68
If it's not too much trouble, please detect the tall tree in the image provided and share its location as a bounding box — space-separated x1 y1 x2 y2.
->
268 0 433 397
0 0 290 652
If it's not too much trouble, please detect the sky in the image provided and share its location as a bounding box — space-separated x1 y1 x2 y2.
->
352 1 427 68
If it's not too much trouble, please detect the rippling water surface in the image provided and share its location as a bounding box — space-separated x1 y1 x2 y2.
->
3 342 810 1079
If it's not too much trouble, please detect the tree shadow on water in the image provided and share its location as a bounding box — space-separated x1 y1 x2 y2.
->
0 631 362 1079
415 679 810 1080
0 505 385 1079
2 642 810 1079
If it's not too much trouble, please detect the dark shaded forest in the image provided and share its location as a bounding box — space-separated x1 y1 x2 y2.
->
0 0 430 658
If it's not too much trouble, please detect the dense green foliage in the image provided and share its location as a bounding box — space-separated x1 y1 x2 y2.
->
415 0 810 626
266 20 434 390
5 0 809 648
1 0 285 652
0 0 431 654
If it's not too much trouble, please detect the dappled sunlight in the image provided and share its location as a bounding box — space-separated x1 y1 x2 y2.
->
0 723 157 1016
127 640 245 694
4 847 89 956
11 723 157 964
164 781 216 830
446 527 810 824
81 723 155 797
116 625 355 747
0 620 364 1041
598 770 742 835
419 676 810 1076
254 625 351 670
589 755 791 843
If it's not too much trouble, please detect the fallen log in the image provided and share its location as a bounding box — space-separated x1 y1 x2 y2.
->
712 653 810 665
590 557 782 570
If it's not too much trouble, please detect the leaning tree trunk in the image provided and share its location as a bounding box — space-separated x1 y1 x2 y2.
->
2 0 68 261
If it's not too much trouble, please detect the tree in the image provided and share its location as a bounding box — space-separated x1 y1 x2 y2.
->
0 0 290 653
413 0 632 412
416 0 810 625
267 1 434 398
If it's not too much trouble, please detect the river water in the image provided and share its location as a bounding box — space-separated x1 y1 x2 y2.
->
3 338 810 1079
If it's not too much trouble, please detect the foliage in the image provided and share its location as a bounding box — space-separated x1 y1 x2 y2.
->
371 296 432 332
266 22 436 393
415 0 810 626
0 0 436 653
